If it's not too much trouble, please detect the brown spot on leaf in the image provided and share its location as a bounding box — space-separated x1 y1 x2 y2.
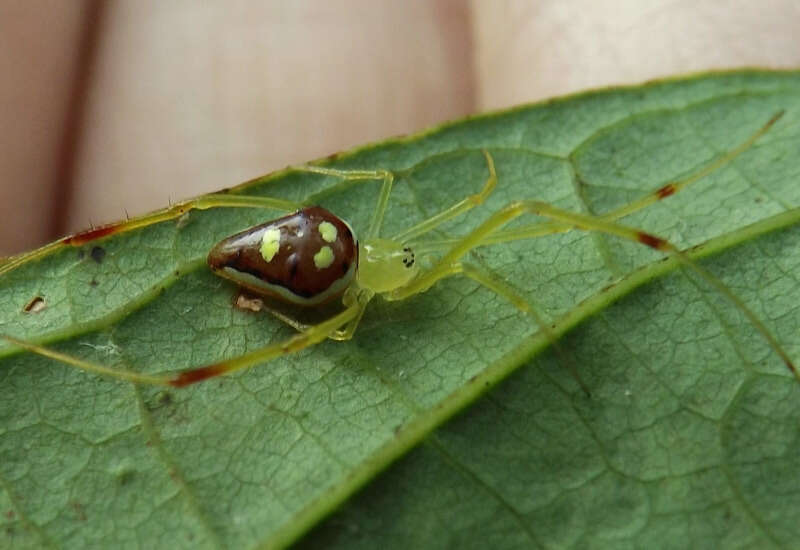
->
70 501 87 521
234 292 265 313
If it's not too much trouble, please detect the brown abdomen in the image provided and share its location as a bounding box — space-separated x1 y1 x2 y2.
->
207 206 357 306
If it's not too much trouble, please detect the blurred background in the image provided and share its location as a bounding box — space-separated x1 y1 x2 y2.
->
2 0 799 255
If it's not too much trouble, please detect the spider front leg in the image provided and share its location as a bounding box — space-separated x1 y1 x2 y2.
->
392 150 498 243
297 149 498 243
412 110 785 252
392 196 799 383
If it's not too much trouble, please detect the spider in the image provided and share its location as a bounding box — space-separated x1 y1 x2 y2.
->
4 110 797 388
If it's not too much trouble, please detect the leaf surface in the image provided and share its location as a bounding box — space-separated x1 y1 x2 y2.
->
2 71 800 549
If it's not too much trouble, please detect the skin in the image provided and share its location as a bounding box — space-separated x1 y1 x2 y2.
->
1 1 799 255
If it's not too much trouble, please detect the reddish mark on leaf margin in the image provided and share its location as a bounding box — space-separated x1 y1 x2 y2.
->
61 223 123 246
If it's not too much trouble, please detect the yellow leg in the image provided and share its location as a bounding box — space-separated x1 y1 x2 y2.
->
391 150 498 243
411 111 784 253
296 150 495 245
329 287 375 341
392 198 799 382
292 165 394 239
168 301 364 386
2 164 395 276
0 193 303 276
3 301 365 387
3 165 396 382
3 335 174 386
432 261 592 395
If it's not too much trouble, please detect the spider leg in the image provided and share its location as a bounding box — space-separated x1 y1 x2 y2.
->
266 286 373 342
3 165 393 276
391 260 592 395
3 300 366 387
5 167 393 378
299 149 498 243
329 287 375 341
392 198 799 382
412 110 784 253
391 150 497 243
0 193 303 276
3 335 174 386
168 300 365 386
285 165 396 339
290 165 394 239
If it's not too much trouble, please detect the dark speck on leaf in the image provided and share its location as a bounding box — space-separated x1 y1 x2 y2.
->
90 246 106 263
116 468 135 486
156 391 173 407
70 501 87 521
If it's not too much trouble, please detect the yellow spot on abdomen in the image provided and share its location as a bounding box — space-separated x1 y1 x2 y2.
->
319 221 338 243
313 246 334 269
260 227 282 262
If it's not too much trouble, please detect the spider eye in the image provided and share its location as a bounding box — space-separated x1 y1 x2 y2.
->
402 246 415 268
357 239 419 292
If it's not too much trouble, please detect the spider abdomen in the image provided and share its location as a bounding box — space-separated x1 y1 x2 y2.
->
207 206 358 305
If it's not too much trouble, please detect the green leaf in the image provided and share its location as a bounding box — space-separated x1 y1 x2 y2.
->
2 71 800 549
